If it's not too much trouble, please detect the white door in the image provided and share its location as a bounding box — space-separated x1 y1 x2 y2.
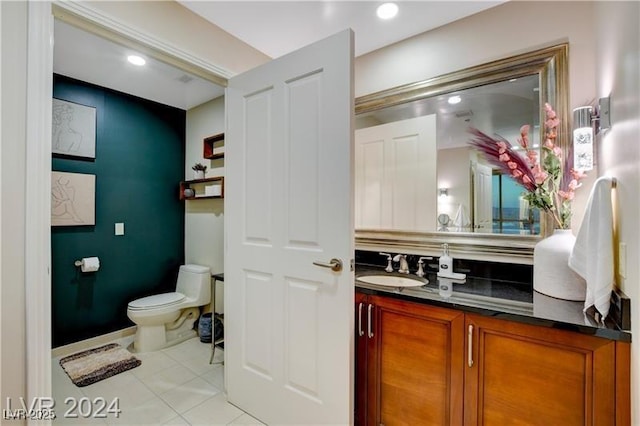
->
225 30 354 425
354 115 437 231
473 162 493 232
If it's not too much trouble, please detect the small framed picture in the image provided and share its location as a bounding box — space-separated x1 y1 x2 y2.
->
52 98 96 159
51 171 96 226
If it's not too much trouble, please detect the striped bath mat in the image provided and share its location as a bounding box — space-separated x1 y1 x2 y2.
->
59 343 141 387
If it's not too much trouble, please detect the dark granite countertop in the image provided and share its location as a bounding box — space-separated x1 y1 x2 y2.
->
356 266 631 343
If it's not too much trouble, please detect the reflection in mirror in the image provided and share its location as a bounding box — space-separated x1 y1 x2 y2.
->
356 74 542 235
354 43 569 264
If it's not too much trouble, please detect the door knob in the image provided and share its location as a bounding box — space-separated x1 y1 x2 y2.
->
312 258 343 272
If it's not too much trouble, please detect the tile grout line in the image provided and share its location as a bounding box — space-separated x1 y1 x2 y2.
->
225 412 248 425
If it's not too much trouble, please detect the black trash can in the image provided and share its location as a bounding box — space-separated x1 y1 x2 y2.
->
198 312 212 343
213 315 224 343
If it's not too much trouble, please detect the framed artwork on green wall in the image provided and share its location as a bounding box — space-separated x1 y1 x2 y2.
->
51 171 95 226
52 98 96 159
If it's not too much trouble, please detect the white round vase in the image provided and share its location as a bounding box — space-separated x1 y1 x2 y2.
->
193 170 205 180
533 229 586 301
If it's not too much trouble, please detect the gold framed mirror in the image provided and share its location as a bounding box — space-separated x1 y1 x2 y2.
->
354 44 569 263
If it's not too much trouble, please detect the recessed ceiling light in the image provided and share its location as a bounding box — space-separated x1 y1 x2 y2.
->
377 3 399 20
448 95 462 105
127 55 146 66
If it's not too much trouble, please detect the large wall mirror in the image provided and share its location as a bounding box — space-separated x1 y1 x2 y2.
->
355 44 569 261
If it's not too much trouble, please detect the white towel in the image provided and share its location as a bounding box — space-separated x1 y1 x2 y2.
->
568 176 615 322
452 204 470 231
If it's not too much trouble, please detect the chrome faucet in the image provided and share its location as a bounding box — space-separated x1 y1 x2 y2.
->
393 254 410 274
416 256 433 277
379 252 394 273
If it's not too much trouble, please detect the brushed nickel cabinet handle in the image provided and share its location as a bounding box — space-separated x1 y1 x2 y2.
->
367 304 374 338
312 258 343 272
358 302 364 337
468 324 474 367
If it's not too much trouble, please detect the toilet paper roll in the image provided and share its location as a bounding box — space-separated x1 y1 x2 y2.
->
80 257 100 273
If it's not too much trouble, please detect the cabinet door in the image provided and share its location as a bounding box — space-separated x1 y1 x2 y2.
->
464 314 616 426
368 295 465 426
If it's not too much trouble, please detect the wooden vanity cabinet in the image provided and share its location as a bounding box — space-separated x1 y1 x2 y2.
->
355 293 465 426
355 291 631 426
464 314 627 426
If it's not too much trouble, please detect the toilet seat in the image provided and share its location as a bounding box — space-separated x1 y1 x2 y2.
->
128 292 186 311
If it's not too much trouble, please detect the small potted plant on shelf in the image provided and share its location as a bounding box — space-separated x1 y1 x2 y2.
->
192 163 207 180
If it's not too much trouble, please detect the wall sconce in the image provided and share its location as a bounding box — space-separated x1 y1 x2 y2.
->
439 188 449 198
573 106 594 171
572 96 611 172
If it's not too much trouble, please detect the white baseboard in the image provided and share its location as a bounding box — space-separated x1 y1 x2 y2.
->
51 326 137 358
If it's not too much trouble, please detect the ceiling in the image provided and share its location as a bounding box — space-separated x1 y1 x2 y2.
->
178 1 505 58
53 1 505 110
53 20 225 110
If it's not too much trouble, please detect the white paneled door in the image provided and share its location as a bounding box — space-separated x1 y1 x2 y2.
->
355 115 437 231
473 162 493 232
225 30 354 425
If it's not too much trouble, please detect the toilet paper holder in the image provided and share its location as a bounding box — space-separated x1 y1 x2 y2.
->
74 257 100 272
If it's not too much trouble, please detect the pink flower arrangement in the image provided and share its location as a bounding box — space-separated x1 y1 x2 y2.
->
468 103 586 229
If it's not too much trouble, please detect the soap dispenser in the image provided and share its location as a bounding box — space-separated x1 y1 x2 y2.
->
437 243 466 280
438 243 453 277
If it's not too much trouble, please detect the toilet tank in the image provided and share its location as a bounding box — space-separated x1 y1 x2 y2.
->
176 264 211 305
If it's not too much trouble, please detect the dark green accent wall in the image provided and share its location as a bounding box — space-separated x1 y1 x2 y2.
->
52 75 185 347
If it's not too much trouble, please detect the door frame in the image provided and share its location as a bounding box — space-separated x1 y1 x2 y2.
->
25 1 54 406
26 0 231 407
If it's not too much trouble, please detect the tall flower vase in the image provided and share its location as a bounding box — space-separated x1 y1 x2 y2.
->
533 229 586 301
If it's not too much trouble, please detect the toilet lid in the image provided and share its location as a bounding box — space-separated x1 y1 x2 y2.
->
128 292 186 310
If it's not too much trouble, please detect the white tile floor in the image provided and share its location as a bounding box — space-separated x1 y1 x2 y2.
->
52 336 264 426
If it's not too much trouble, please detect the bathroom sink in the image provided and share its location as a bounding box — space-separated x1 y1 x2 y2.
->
357 274 426 288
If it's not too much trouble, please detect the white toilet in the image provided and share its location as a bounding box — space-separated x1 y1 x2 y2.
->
127 264 211 352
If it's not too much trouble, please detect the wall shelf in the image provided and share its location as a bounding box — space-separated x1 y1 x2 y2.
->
203 133 225 160
180 177 224 200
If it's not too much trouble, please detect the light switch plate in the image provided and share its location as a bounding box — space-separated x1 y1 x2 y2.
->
115 222 125 236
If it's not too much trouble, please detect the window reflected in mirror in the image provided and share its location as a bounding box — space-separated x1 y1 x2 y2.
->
491 173 541 235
